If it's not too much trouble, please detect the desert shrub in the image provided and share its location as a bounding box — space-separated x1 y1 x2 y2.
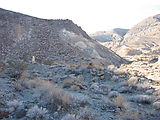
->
111 75 119 81
0 61 5 72
61 114 77 120
23 78 74 108
7 100 23 112
7 100 23 109
61 108 101 120
127 77 138 87
108 91 120 98
42 60 54 65
107 64 117 71
0 110 10 119
130 95 153 104
26 105 49 119
114 69 128 75
153 101 160 109
7 60 27 72
77 107 101 120
118 109 141 120
14 81 26 92
118 86 132 93
113 96 129 110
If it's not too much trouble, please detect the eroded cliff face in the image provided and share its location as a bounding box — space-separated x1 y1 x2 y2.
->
0 8 127 66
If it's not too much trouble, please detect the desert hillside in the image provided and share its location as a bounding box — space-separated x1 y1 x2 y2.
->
124 14 160 48
0 8 127 67
0 8 160 120
120 14 160 56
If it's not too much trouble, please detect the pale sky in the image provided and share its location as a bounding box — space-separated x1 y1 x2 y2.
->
0 0 160 33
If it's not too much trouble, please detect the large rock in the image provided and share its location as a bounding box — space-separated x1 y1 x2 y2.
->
0 8 127 66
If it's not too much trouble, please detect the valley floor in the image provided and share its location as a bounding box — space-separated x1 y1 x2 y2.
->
0 57 160 120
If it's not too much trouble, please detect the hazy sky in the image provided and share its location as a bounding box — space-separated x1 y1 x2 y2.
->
0 0 160 33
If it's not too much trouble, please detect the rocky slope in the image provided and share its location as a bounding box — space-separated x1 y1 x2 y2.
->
117 14 160 56
0 8 127 66
124 14 160 48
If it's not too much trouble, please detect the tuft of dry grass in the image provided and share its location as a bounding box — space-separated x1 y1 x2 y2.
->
24 78 73 107
113 96 129 110
18 72 76 108
127 77 138 87
118 109 142 120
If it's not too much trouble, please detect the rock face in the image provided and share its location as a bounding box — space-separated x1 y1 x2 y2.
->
0 8 127 66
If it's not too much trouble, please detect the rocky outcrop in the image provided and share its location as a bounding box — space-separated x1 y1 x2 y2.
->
0 8 127 66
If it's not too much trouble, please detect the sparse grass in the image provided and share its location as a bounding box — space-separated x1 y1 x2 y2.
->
25 78 73 106
18 73 77 108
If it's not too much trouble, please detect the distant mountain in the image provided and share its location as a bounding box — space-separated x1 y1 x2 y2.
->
91 15 160 57
90 28 129 42
90 28 129 52
0 8 127 66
